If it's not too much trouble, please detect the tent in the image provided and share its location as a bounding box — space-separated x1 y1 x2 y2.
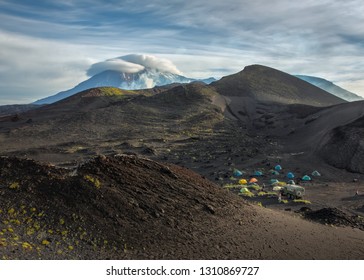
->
273 186 283 191
302 175 311 181
239 179 248 185
233 169 243 177
287 172 295 179
254 170 263 176
271 170 280 175
270 179 279 184
275 165 282 171
249 177 258 184
312 170 321 176
240 187 250 193
287 180 295 185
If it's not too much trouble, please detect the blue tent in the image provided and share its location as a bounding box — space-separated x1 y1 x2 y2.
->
254 170 263 176
287 172 295 179
275 165 282 171
302 175 311 181
233 169 243 177
270 179 279 184
271 170 280 175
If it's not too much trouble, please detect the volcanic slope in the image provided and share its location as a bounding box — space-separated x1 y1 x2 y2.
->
319 113 364 173
0 83 263 168
212 65 345 106
209 65 347 134
1 155 364 260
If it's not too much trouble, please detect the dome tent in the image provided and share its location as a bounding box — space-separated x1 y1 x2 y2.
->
239 179 248 185
254 170 263 176
312 170 321 176
270 179 279 184
302 175 311 181
271 170 280 175
287 172 295 179
233 169 243 177
275 165 282 171
249 177 258 184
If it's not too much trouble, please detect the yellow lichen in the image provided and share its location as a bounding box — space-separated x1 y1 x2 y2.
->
41 240 50 246
33 222 40 231
84 175 101 189
9 182 20 189
0 238 8 247
26 228 35 235
22 242 32 250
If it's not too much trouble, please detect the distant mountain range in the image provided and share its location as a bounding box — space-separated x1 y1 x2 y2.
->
295 75 362 102
34 69 216 104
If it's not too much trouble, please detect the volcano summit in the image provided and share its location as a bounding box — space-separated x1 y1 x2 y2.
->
34 54 215 104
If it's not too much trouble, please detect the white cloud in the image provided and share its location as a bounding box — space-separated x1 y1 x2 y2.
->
87 54 182 76
0 31 92 104
121 54 182 75
87 58 145 76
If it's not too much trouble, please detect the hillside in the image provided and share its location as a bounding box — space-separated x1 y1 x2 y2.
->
0 104 42 117
212 65 345 106
319 114 364 173
1 155 363 259
296 75 363 102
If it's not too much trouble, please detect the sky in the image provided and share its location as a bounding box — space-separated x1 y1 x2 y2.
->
0 0 363 104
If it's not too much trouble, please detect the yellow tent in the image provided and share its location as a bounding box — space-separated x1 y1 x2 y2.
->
239 179 248 185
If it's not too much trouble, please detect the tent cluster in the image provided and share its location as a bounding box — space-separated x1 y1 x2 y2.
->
232 165 322 188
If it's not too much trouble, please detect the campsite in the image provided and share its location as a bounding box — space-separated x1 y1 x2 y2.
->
1 66 364 259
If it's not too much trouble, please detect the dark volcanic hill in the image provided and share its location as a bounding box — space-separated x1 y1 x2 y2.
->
319 114 364 173
0 104 42 117
212 65 345 106
296 75 363 102
1 154 363 259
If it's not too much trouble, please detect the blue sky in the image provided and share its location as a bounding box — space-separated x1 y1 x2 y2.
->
0 0 363 104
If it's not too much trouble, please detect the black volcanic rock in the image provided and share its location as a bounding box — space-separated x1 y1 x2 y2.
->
320 115 364 173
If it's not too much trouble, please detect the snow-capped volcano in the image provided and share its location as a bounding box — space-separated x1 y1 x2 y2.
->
34 55 215 104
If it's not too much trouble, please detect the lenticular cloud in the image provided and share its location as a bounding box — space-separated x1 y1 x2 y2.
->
87 54 182 76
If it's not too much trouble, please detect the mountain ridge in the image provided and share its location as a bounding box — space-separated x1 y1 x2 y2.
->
212 64 346 107
34 68 216 105
295 75 362 102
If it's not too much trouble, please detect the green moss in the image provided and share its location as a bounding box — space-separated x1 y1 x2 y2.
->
98 87 135 96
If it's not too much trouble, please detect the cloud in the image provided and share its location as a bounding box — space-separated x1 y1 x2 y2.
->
87 58 145 76
121 54 182 75
0 0 364 103
87 54 182 76
0 30 92 104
